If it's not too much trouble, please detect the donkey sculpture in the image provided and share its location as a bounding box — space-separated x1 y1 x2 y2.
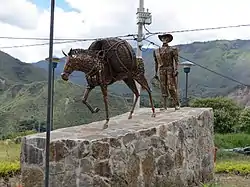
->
61 37 155 129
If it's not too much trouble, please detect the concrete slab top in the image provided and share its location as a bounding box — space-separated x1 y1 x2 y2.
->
25 107 212 142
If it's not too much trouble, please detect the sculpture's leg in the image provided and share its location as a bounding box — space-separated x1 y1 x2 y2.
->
159 70 168 110
167 74 180 110
123 78 140 119
82 85 100 113
161 96 168 111
134 74 156 117
100 85 109 129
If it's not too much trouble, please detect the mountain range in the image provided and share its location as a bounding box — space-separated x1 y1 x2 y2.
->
1 38 250 137
32 39 250 98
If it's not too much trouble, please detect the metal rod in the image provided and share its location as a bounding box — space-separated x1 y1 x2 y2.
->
185 72 188 106
51 66 55 131
45 0 56 186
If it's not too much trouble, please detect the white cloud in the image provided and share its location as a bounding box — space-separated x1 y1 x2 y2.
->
0 0 39 29
0 0 250 63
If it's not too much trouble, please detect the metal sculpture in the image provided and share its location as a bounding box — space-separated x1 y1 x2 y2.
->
152 33 180 110
61 37 155 129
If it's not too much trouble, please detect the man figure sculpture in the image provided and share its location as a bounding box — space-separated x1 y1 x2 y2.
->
153 33 180 110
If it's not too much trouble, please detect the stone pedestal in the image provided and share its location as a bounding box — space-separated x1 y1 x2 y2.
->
20 107 214 187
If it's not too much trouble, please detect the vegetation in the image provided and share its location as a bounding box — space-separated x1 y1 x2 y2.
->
216 161 250 175
190 97 244 133
0 161 20 178
0 51 46 89
0 79 130 138
215 133 250 148
238 108 250 133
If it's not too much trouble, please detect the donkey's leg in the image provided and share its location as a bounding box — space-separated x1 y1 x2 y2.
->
134 74 156 117
82 85 100 113
123 78 140 119
100 85 109 129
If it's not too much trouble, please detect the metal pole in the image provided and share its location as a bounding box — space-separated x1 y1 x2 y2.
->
51 66 55 131
134 0 144 109
45 0 55 186
185 72 188 106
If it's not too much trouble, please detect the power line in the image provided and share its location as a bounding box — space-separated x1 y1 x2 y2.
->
0 40 79 49
144 23 250 36
0 37 136 49
1 23 249 42
0 34 136 41
144 38 250 87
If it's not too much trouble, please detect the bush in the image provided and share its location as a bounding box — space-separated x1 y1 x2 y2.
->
215 133 250 149
1 130 36 140
190 97 243 133
215 161 250 175
0 161 20 178
237 108 250 133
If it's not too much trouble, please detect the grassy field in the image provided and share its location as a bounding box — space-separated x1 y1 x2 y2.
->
0 141 20 162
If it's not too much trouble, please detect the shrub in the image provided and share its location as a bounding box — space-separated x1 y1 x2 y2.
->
190 97 243 133
0 161 20 178
1 130 36 140
215 161 250 175
237 108 250 133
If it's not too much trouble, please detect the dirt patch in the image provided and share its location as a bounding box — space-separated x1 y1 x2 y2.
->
214 173 250 187
1 174 250 187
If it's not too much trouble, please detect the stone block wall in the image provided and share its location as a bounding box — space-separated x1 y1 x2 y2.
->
20 107 215 187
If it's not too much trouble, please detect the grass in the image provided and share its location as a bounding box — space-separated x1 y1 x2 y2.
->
214 133 250 176
0 141 21 180
215 133 250 149
202 133 250 187
0 141 20 162
216 160 250 175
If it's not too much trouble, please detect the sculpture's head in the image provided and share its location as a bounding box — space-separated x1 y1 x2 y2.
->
61 48 105 81
158 33 173 43
61 48 80 81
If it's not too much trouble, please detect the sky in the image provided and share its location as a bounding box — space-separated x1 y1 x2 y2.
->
0 0 250 63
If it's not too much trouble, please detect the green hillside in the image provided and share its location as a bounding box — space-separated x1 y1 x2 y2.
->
0 51 46 91
0 79 130 137
137 39 250 99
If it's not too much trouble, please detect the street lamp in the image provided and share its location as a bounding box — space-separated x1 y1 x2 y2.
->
180 61 195 106
45 56 60 131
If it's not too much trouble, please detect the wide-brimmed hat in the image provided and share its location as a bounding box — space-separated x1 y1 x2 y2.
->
158 33 173 43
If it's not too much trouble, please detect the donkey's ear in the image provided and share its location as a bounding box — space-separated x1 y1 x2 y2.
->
62 50 67 57
97 50 105 59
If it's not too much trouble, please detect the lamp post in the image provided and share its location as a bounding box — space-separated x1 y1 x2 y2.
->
180 61 194 106
45 0 56 186
45 56 60 131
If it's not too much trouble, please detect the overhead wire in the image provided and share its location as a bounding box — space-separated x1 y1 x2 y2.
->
0 33 136 41
0 37 136 49
144 23 250 36
0 22 250 86
1 23 250 49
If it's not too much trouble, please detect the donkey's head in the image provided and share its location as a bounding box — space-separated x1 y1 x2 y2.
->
61 48 78 81
61 48 105 81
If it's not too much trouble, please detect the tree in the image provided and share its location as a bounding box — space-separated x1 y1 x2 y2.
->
190 97 243 133
237 107 250 133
